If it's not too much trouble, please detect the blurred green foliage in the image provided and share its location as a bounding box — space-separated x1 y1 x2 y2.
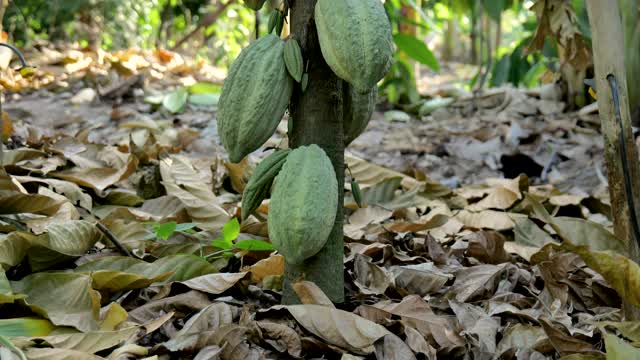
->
4 0 636 112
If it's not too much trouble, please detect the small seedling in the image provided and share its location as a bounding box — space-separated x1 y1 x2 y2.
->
144 221 199 241
206 218 274 259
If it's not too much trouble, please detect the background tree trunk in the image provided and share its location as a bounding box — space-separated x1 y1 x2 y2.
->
285 0 345 304
586 0 640 320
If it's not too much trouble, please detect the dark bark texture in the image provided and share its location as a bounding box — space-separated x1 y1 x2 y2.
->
284 0 345 304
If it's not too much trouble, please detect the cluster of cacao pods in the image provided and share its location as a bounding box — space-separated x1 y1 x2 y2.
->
219 0 393 264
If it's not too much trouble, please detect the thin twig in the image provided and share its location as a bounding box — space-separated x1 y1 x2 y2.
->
96 222 135 258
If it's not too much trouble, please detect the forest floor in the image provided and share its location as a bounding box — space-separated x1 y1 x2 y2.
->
0 45 633 360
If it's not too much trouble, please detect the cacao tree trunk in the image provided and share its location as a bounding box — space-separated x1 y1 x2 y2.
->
285 0 345 304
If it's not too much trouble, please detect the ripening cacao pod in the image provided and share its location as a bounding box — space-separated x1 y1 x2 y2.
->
343 85 377 145
218 34 294 163
242 0 266 10
315 0 394 93
284 39 303 83
268 145 338 265
241 149 290 221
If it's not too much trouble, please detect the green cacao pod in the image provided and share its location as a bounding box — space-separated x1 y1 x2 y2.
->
284 39 303 83
343 85 377 145
351 178 363 208
241 149 291 221
218 34 294 163
275 11 285 36
268 10 279 34
268 145 338 265
315 0 394 93
242 0 266 10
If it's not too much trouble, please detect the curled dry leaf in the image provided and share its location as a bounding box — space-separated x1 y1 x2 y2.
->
278 304 392 354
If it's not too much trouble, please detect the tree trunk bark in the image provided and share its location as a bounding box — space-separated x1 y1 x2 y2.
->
587 0 640 320
284 0 345 304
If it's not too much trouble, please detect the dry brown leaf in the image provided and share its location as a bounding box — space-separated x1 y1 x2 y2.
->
51 153 138 192
374 333 417 360
404 326 437 359
466 231 510 264
255 321 303 357
455 210 524 231
385 214 450 233
353 254 394 295
246 254 284 283
225 159 249 193
1 111 13 141
539 319 602 356
292 280 335 307
391 264 449 297
180 272 249 295
346 154 419 189
159 155 230 229
281 304 392 354
449 264 510 302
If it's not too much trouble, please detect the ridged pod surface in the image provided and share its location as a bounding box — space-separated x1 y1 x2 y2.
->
343 85 377 145
268 145 338 265
284 39 304 83
315 0 394 93
218 34 293 163
242 0 266 10
241 149 290 221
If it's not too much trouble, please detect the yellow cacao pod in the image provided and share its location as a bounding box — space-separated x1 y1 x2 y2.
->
218 34 294 163
344 85 377 145
315 0 394 93
268 145 338 265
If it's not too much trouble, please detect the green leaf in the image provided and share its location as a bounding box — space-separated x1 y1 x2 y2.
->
10 273 100 332
188 93 220 107
74 255 219 284
0 318 56 337
31 327 140 354
523 62 547 88
605 333 640 359
86 270 172 293
490 55 511 87
234 239 275 251
175 223 200 233
144 93 165 105
153 221 177 240
393 34 440 71
188 82 222 94
484 0 506 22
162 88 189 113
222 218 240 242
211 238 233 250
